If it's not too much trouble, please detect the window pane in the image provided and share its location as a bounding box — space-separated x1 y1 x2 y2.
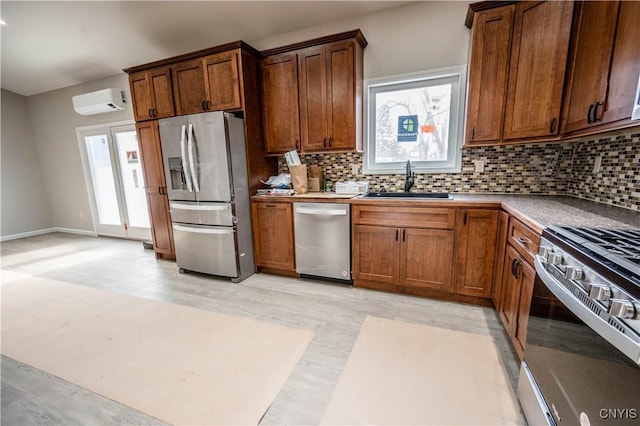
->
114 130 150 228
84 134 121 226
374 83 451 164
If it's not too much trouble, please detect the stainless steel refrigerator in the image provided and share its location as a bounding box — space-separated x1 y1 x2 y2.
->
159 111 254 282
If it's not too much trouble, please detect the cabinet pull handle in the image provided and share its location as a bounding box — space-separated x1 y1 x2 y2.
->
328 137 332 147
323 137 327 147
395 229 399 241
549 117 557 133
593 101 602 122
295 139 300 150
201 100 207 111
463 212 467 225
158 186 163 195
265 204 277 208
402 229 406 242
512 259 522 279
516 236 529 246
587 103 595 124
471 126 475 140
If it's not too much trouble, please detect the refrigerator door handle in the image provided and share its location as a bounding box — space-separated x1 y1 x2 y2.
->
180 124 193 192
187 123 200 193
173 224 234 235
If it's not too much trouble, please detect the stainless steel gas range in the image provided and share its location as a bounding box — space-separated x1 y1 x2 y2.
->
519 226 640 426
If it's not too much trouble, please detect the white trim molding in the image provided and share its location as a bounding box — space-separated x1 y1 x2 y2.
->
1 227 97 242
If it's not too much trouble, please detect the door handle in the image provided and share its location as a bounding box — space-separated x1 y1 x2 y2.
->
180 124 193 192
187 123 200 193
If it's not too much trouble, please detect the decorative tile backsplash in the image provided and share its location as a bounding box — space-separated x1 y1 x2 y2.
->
277 129 640 210
567 132 639 211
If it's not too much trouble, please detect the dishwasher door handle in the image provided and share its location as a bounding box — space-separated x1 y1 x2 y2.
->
296 207 347 216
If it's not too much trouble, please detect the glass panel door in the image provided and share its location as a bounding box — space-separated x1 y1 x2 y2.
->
80 124 151 240
112 126 150 240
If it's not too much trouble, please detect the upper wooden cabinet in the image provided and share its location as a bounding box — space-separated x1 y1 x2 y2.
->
502 0 573 141
261 53 300 154
261 30 366 156
465 5 514 144
172 50 242 115
128 67 175 121
561 0 640 135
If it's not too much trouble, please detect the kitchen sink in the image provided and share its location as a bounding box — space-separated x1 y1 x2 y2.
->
362 191 452 199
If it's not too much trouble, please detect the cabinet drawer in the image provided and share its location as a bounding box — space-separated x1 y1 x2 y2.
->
353 206 455 229
508 218 540 265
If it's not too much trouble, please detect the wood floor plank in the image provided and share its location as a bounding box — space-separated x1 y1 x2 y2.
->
1 232 521 425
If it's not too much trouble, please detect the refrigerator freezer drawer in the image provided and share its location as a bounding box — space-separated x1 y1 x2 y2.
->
169 202 234 226
172 223 239 278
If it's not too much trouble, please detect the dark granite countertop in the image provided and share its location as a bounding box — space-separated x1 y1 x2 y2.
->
450 194 639 233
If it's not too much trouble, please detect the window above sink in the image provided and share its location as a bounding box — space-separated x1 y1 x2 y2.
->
362 66 466 175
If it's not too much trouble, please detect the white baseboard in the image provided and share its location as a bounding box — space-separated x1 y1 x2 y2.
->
1 227 97 242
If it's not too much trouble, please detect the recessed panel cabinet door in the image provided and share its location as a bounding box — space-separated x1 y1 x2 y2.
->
561 1 619 133
172 59 207 116
204 51 242 111
136 121 174 257
400 228 454 291
353 225 399 285
466 6 514 144
326 41 356 151
261 53 300 155
503 0 573 140
298 45 328 152
251 202 295 271
129 67 174 121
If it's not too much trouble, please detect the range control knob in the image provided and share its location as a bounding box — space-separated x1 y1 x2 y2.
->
608 299 640 320
538 246 552 259
589 284 612 302
564 266 583 280
547 253 563 265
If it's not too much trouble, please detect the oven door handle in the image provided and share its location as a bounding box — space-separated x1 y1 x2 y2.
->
534 256 640 365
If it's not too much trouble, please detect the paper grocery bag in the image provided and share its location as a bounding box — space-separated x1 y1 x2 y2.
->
290 164 308 194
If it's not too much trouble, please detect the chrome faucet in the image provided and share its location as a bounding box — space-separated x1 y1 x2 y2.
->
404 160 415 192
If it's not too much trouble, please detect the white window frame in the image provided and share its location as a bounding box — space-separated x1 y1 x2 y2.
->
363 65 467 175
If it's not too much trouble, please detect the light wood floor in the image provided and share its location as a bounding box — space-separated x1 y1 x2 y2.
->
1 232 521 425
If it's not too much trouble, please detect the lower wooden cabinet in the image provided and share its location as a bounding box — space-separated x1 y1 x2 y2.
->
454 209 499 297
499 244 535 360
352 204 498 304
136 120 174 259
353 225 455 291
491 211 510 307
251 201 295 273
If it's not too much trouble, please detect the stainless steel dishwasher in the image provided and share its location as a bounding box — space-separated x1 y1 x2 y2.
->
293 202 351 283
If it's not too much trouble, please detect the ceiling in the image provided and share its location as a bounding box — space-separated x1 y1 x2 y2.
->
1 1 410 97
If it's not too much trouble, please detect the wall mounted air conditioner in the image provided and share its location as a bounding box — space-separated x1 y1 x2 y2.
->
72 88 126 115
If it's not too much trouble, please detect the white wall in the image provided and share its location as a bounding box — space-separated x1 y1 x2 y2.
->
1 89 54 238
16 1 471 234
249 1 472 79
26 74 134 232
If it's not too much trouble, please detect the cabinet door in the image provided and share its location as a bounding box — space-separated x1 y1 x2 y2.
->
353 225 400 285
130 72 154 121
503 1 573 140
136 121 174 257
298 45 328 152
561 1 619 133
513 259 535 359
466 6 514 144
454 210 498 297
498 245 522 333
204 51 242 111
172 59 207 116
129 68 174 121
251 202 295 271
261 53 300 155
491 211 510 308
600 1 640 125
400 228 454 291
326 40 356 151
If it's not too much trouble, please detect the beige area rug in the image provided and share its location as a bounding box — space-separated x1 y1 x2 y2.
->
1 271 314 425
321 316 524 425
